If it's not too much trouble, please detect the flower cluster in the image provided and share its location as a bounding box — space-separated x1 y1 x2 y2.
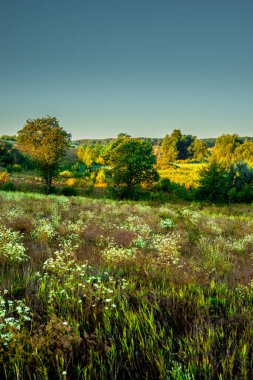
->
31 218 55 242
0 226 28 263
159 218 175 229
103 244 138 264
0 290 30 346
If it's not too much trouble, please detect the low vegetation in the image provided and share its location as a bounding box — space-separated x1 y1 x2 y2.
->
0 191 253 379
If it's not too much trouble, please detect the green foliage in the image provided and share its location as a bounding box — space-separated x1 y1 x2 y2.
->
0 135 17 141
0 140 29 169
196 160 228 203
59 186 79 196
0 182 16 192
159 129 196 167
227 162 253 202
17 116 71 193
228 161 253 192
77 144 104 168
160 178 172 192
105 137 159 199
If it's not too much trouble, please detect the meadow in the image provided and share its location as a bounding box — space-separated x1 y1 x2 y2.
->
158 163 203 189
0 190 253 379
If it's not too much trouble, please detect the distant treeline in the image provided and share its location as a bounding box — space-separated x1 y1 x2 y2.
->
72 137 163 147
2 134 253 148
72 136 253 147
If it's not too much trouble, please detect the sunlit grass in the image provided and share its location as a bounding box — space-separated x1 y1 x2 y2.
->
159 162 205 188
0 191 253 379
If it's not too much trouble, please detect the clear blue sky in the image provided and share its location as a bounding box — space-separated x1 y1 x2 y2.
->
0 0 252 139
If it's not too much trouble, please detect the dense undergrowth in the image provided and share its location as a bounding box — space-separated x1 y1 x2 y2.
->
0 191 253 379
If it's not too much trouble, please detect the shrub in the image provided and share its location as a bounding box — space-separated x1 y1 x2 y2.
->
160 178 172 192
7 164 22 172
59 186 78 196
0 182 16 192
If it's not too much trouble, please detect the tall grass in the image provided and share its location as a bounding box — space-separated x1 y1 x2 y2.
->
0 191 253 379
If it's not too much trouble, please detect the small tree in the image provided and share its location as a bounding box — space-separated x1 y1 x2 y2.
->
191 139 209 161
196 160 228 203
18 116 71 193
105 137 159 199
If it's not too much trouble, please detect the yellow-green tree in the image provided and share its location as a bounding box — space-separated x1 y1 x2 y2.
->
191 139 209 161
235 140 253 165
158 134 178 168
77 144 104 168
17 116 71 193
212 134 241 168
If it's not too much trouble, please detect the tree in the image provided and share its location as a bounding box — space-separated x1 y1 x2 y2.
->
234 140 253 165
77 144 104 168
196 160 228 203
158 134 178 168
105 137 159 198
191 139 209 161
227 161 253 202
212 134 241 168
158 129 196 168
17 116 71 193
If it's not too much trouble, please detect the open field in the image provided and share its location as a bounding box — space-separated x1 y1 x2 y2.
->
0 191 253 379
158 163 204 189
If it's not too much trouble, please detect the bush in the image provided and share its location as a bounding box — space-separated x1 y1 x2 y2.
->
236 184 253 203
7 164 22 172
41 185 58 195
0 182 16 192
59 186 78 196
160 178 172 192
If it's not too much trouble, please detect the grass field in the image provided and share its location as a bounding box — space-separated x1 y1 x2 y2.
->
158 163 204 189
0 190 253 379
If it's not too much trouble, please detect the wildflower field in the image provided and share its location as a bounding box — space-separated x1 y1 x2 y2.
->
0 191 253 379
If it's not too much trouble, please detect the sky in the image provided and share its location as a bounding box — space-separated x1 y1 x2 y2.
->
0 0 253 139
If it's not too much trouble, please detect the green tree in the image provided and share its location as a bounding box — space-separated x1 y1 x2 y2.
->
105 137 159 198
175 132 195 160
17 116 71 193
196 160 228 203
227 161 253 202
159 129 196 167
191 139 209 161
